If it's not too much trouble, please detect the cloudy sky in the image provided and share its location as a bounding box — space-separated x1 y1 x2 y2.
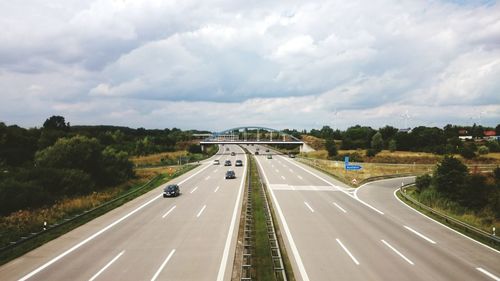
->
1 0 499 131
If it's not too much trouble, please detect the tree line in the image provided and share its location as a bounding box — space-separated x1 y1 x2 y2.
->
0 116 206 215
286 123 500 159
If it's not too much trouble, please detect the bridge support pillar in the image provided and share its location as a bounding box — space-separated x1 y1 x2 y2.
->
299 144 304 153
200 144 204 152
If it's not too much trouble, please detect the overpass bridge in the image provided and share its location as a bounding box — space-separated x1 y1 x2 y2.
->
199 126 314 152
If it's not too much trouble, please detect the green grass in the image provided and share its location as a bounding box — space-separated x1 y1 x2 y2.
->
0 164 197 266
249 155 276 281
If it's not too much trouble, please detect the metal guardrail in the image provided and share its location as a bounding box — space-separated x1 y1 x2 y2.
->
0 164 195 255
399 184 500 246
241 156 253 280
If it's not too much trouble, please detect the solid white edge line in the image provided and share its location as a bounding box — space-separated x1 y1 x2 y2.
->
214 186 220 193
196 205 207 218
393 189 500 255
190 186 198 194
477 267 500 281
304 202 314 213
333 202 347 213
150 249 176 281
216 145 247 281
403 225 436 244
381 239 414 265
336 238 360 265
255 155 311 281
88 250 125 281
162 205 177 219
18 160 215 281
281 156 384 215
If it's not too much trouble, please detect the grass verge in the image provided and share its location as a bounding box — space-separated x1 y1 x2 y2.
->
297 157 429 187
396 188 500 251
249 155 275 280
0 164 197 266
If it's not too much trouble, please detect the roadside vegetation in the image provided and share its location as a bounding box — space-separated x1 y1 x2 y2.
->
406 157 500 234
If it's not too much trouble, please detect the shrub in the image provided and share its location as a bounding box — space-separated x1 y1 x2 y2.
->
415 174 432 191
477 145 489 155
325 139 338 157
459 146 476 159
366 148 379 157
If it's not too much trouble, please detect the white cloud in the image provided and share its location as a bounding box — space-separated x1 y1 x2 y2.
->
0 0 499 129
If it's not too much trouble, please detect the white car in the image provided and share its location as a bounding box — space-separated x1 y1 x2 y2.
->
213 160 220 165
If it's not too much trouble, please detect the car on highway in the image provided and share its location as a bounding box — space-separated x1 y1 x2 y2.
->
265 149 270 152
288 153 296 158
163 184 180 197
235 160 243 166
255 151 259 155
224 160 232 166
225 170 236 179
213 159 220 165
267 154 272 159
231 152 236 156
226 147 230 151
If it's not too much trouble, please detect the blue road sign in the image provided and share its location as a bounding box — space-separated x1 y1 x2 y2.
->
345 165 362 170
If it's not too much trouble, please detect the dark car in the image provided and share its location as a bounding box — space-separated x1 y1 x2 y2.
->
163 184 180 197
224 160 232 166
235 160 243 166
255 151 259 155
231 152 236 156
265 149 270 152
267 154 272 159
225 170 236 179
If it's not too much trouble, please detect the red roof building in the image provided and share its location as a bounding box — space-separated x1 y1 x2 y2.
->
484 130 496 136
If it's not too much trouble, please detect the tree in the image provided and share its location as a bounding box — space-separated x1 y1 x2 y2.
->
325 139 338 157
434 156 468 199
388 139 397 152
371 132 383 151
35 135 102 180
43 115 70 131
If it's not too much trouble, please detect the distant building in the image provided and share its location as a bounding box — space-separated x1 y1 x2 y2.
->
458 129 468 135
459 136 473 141
484 130 499 141
398 128 411 133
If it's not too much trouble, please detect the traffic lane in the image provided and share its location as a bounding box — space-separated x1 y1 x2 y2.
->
300 189 488 281
274 189 424 281
256 154 332 188
26 158 231 281
356 178 500 275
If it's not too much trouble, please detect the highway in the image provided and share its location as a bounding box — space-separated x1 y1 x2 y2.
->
0 145 247 281
247 145 500 281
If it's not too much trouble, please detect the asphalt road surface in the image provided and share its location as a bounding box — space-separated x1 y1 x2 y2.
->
248 145 499 281
0 144 247 281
